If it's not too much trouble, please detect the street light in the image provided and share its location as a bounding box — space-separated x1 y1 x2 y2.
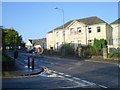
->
54 7 65 56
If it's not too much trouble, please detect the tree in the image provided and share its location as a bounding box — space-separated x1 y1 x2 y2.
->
2 28 23 50
93 38 107 55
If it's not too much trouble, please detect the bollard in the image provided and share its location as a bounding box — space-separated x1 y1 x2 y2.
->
28 57 30 68
31 57 34 70
14 50 18 60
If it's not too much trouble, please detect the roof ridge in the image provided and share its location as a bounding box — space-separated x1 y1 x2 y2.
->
110 18 120 24
76 16 97 20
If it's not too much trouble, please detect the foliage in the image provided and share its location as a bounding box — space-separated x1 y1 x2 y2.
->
52 51 61 56
79 45 92 58
93 38 107 55
2 28 23 50
79 39 107 58
108 52 120 58
2 55 9 61
60 43 74 56
43 49 51 55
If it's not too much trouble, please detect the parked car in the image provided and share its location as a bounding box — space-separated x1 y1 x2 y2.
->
34 48 39 54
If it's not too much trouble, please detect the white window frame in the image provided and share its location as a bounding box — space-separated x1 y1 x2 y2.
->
77 27 81 33
88 40 93 45
78 40 81 45
88 27 92 33
56 32 59 37
97 26 101 32
63 31 65 36
70 28 74 34
56 42 59 50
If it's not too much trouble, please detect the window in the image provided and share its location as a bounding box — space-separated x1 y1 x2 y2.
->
63 31 65 36
77 27 81 33
71 41 74 47
56 42 59 50
78 40 81 46
97 26 101 32
89 30 92 33
78 40 81 44
56 32 59 37
88 40 93 45
71 41 74 44
88 28 92 33
115 26 118 31
70 28 74 34
118 38 120 45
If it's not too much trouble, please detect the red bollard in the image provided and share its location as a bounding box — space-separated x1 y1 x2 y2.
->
31 58 34 70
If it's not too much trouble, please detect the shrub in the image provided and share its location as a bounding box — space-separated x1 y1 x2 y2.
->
60 43 74 56
2 54 15 71
108 52 120 58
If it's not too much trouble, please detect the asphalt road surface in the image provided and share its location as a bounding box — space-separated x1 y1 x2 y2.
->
2 52 119 89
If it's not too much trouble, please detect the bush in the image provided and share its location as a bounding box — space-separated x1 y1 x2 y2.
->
2 54 15 71
43 49 50 55
108 52 120 58
80 45 92 58
60 43 74 56
52 51 61 56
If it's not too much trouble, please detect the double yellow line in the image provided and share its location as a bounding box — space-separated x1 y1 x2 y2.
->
1 74 39 79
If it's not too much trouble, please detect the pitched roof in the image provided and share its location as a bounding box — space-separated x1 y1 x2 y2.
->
47 16 107 33
76 16 106 25
55 16 107 30
29 38 46 46
111 18 120 24
54 20 74 30
47 31 52 34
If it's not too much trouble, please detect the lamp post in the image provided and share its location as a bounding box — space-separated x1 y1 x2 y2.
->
54 7 65 56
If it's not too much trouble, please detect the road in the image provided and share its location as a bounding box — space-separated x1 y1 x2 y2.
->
2 52 119 89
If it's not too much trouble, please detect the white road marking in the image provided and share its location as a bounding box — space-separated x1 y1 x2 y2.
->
65 78 74 82
81 80 95 85
98 85 108 88
58 75 64 78
25 66 32 68
52 70 57 73
72 77 81 81
46 69 108 88
64 74 71 77
58 72 64 75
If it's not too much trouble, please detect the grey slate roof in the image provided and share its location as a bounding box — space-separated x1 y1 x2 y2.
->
111 18 120 24
29 38 46 46
54 20 74 30
47 31 53 34
76 16 106 25
47 16 107 33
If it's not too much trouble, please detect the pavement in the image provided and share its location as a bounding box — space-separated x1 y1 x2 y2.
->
2 52 42 78
2 61 42 78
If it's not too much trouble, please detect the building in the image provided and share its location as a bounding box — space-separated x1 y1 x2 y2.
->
46 16 112 50
25 38 46 52
108 18 120 52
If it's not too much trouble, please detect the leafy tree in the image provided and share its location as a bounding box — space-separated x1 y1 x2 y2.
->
93 38 107 55
2 28 23 50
